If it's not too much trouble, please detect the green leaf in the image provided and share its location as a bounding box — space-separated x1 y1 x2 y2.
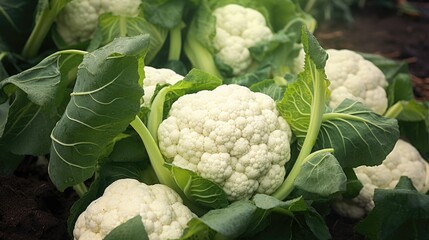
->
0 51 82 155
48 35 149 191
293 150 346 198
0 99 8 136
104 215 149 240
253 194 307 212
168 164 229 209
141 0 185 29
276 31 328 141
272 27 329 200
304 208 331 240
182 200 257 239
394 176 417 191
356 188 429 240
249 79 286 101
0 90 59 155
245 195 307 237
399 120 429 159
249 196 330 240
0 55 61 106
88 13 168 63
316 100 400 168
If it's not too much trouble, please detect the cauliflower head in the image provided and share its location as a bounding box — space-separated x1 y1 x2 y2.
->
332 139 429 219
158 84 292 201
213 4 273 76
56 0 141 45
142 66 184 106
293 49 388 114
73 178 195 240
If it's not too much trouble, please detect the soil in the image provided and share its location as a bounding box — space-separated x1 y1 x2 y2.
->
1 4 428 240
315 3 429 100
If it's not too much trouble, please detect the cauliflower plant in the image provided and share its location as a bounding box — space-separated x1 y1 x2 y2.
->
73 178 195 240
157 84 292 201
294 49 388 114
212 4 273 75
56 0 142 45
142 66 184 106
332 139 429 219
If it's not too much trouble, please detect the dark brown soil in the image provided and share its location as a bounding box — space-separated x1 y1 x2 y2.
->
0 4 428 240
0 157 78 240
315 4 429 100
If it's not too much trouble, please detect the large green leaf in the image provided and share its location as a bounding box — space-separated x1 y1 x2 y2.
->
316 100 400 168
0 51 82 155
276 30 329 141
0 55 61 106
0 91 58 155
48 35 149 191
182 200 257 239
88 13 168 63
293 150 346 198
356 177 429 240
141 0 185 29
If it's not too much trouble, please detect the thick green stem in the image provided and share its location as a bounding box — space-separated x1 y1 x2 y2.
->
184 34 222 78
130 116 206 215
383 101 403 119
22 9 57 58
272 65 326 200
73 182 88 197
130 116 177 190
147 87 169 142
168 23 183 61
119 16 127 37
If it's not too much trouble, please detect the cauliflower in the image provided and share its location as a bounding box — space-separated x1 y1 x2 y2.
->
142 66 184 106
157 84 292 201
56 0 141 45
73 178 195 240
332 139 429 219
293 49 388 114
212 4 273 75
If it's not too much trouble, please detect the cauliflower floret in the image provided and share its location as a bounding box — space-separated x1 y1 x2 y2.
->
212 4 273 75
73 179 195 240
332 139 429 219
158 84 292 201
293 49 388 114
56 0 141 45
142 66 184 106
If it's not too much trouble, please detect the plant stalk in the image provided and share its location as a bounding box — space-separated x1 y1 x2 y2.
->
73 182 88 197
272 61 327 200
168 22 184 61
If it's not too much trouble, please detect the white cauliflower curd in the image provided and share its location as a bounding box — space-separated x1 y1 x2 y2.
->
293 49 388 114
56 0 142 45
73 178 195 240
332 139 429 219
157 84 292 201
213 4 273 75
142 66 183 106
